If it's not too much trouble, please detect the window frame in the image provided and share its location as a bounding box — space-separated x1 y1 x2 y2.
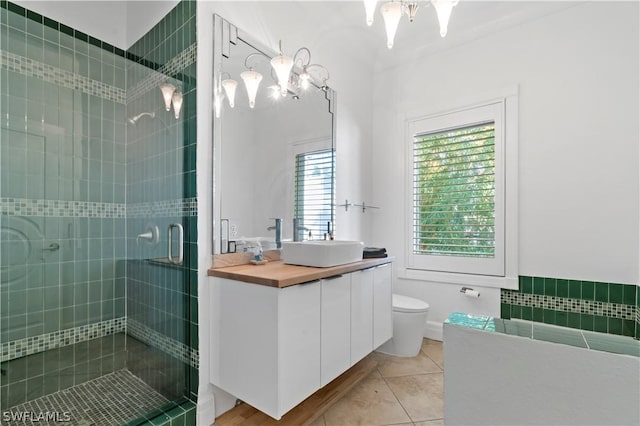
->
403 95 518 289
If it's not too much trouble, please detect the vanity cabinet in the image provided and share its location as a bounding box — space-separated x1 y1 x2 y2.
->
350 268 374 365
212 278 321 419
320 274 351 386
373 263 393 348
210 260 393 420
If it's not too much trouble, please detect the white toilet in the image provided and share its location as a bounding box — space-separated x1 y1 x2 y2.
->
377 294 430 357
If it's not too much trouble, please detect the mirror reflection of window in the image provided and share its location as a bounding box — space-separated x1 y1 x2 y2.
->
294 149 335 240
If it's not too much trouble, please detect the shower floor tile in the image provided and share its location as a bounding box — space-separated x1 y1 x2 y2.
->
2 369 169 426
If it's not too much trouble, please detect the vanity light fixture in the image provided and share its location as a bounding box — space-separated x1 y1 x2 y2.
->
160 82 176 111
171 90 183 119
271 41 294 97
218 43 329 113
366 0 459 48
240 68 263 109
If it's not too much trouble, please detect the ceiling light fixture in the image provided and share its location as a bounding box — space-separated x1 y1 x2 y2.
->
366 0 459 48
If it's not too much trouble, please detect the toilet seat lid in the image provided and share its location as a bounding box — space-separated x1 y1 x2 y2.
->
392 294 430 313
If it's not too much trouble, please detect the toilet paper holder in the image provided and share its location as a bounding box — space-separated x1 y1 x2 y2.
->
460 287 480 298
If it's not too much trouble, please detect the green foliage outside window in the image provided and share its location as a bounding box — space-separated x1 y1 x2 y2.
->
413 123 496 258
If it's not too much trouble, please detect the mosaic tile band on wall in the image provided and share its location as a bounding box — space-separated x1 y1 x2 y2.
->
1 317 198 368
0 317 125 363
0 197 197 218
127 43 197 102
501 276 639 339
0 49 126 104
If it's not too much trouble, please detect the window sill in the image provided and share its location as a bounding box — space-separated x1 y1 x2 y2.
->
400 268 518 290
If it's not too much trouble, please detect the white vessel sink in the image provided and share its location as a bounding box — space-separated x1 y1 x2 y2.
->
281 240 364 267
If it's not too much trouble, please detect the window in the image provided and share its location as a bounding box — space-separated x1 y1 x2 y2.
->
294 149 335 239
407 101 508 277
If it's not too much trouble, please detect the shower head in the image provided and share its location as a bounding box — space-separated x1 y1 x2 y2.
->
128 112 155 125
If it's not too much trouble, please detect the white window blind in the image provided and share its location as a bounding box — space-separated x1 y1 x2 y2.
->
413 122 496 258
294 149 335 239
406 101 506 277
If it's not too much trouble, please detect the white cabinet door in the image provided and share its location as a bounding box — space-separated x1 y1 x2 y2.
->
320 274 351 386
373 263 393 348
350 268 373 365
278 280 321 416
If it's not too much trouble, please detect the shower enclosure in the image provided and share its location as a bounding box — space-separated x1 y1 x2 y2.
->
0 2 197 424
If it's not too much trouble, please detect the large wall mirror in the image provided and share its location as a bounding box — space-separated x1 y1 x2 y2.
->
212 15 336 255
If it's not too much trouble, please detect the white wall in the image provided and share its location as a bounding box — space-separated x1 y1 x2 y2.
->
13 0 178 49
196 2 374 424
370 2 639 337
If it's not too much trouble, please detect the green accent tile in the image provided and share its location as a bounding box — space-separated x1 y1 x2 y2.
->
25 9 40 23
608 318 623 336
544 278 556 296
594 282 609 303
555 311 568 327
593 315 608 333
171 414 186 426
185 408 196 426
59 23 73 37
567 312 581 329
89 35 101 48
568 280 581 299
609 284 623 304
510 304 521 319
190 322 198 350
500 303 510 319
7 2 24 16
521 306 532 321
581 281 594 301
556 279 568 298
520 276 532 293
581 314 594 331
533 277 544 295
622 284 636 305
43 16 57 30
532 307 543 322
622 320 636 337
542 309 556 325
75 30 88 42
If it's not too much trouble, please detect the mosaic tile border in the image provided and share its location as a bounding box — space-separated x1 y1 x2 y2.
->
127 198 198 218
0 317 125 363
0 198 126 218
127 319 198 368
501 290 635 320
127 43 197 102
0 49 126 104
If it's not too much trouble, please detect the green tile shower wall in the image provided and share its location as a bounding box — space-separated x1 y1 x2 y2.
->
125 0 198 405
501 277 639 339
1 1 128 406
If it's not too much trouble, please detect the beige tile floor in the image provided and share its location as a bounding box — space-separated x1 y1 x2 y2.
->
311 338 444 426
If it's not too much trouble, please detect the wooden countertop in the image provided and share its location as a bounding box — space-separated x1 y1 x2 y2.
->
207 258 393 288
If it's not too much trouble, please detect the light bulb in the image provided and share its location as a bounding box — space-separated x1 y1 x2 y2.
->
364 0 378 26
171 91 183 119
160 83 176 111
432 0 458 38
240 69 263 109
271 54 294 97
222 78 237 108
299 70 311 90
381 2 403 49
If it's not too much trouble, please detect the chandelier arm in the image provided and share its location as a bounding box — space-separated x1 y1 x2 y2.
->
293 47 311 68
244 52 271 70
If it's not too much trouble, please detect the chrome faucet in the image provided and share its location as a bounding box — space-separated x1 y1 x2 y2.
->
293 218 310 242
267 218 282 249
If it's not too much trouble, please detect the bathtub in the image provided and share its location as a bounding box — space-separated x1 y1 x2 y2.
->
443 313 640 425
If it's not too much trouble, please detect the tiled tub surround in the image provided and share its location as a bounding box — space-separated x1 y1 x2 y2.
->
443 313 640 425
501 276 639 339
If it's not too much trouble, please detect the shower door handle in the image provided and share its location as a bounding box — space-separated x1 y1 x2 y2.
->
168 223 184 265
